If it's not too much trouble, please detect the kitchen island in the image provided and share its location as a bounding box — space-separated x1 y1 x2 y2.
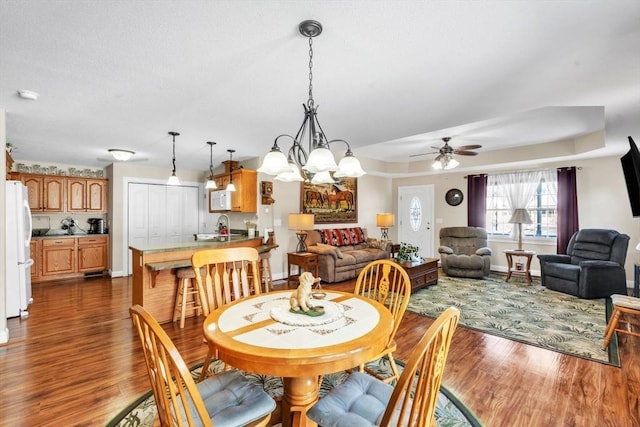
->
130 236 275 323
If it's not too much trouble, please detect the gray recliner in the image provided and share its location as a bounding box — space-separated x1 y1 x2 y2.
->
537 229 630 299
439 227 492 278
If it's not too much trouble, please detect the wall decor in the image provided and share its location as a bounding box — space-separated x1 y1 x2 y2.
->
300 176 357 224
445 188 464 206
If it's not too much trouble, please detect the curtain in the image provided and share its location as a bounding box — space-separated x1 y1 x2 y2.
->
556 167 579 254
467 174 487 227
492 170 543 211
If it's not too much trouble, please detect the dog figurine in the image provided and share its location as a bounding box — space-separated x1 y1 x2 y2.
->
290 272 320 312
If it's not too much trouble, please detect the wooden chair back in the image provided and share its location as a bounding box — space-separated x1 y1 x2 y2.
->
381 306 460 427
130 304 213 427
354 259 411 346
191 247 261 314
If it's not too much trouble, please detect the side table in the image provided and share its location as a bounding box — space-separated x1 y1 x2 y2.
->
504 249 536 285
287 252 319 286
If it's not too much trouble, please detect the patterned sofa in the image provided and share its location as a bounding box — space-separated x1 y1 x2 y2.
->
306 227 391 283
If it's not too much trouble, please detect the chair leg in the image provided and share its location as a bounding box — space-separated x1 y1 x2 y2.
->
199 348 214 382
384 353 400 384
602 307 622 350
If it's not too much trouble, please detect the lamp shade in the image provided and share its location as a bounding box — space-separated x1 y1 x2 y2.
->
508 208 532 224
376 213 395 228
288 213 315 231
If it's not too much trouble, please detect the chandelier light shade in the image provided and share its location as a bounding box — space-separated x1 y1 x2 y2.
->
205 141 218 190
226 149 236 192
274 158 304 182
508 208 532 250
108 149 135 161
167 131 180 186
376 213 395 240
257 20 366 181
288 213 315 252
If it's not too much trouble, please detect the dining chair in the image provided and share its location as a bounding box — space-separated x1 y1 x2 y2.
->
353 259 412 383
191 247 263 380
307 306 460 427
129 304 275 427
602 293 640 349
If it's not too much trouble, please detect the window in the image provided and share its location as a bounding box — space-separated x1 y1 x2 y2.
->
486 171 557 239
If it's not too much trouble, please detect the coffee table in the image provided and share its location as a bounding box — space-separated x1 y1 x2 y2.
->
398 257 439 291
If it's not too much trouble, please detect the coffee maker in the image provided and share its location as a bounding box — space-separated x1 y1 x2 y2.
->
88 218 105 234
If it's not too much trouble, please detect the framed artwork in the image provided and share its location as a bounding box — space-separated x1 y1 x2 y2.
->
300 176 358 224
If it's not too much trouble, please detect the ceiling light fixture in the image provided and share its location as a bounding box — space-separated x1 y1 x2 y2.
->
226 149 236 192
432 154 459 170
258 20 366 182
17 89 39 100
108 148 135 162
205 142 218 190
167 131 180 186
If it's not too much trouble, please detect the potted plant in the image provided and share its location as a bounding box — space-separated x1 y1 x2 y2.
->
395 242 422 265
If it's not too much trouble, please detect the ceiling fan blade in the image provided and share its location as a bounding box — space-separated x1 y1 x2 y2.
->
453 150 479 156
409 152 435 158
455 144 482 151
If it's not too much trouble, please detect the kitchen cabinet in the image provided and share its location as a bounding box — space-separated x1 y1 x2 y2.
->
19 174 65 212
30 239 42 282
42 238 76 276
35 235 109 282
78 236 109 272
209 169 257 213
67 178 108 213
11 173 108 213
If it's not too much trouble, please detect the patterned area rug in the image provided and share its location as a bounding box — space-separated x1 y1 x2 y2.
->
407 273 619 366
107 358 483 427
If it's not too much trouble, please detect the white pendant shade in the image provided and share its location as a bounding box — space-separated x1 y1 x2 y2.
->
205 179 217 189
258 149 290 175
275 161 304 182
310 170 335 184
226 182 236 192
303 147 338 173
334 155 366 177
167 174 180 186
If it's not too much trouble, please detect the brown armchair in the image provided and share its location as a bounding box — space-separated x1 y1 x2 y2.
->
438 226 492 278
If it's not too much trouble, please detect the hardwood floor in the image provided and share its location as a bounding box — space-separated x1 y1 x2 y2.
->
1 275 638 426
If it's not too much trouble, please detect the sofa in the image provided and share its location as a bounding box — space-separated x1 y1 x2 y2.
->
537 228 629 298
306 227 391 283
438 226 492 278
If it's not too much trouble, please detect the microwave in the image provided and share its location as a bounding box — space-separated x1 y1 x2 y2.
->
210 189 232 211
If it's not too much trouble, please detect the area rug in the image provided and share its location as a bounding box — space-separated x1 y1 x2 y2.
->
107 358 483 427
407 273 620 366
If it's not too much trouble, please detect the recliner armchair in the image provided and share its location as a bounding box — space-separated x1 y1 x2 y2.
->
439 227 492 278
537 229 630 299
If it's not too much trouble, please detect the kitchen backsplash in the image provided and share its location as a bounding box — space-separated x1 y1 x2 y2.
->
32 213 108 235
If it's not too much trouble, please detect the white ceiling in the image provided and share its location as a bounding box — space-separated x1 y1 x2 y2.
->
1 1 639 175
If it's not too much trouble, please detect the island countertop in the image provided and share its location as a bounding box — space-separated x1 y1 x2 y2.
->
130 236 274 323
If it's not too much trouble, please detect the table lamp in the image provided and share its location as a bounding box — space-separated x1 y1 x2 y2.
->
508 208 532 251
288 213 315 252
376 213 395 241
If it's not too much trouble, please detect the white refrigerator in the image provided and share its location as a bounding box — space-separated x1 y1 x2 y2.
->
5 181 33 318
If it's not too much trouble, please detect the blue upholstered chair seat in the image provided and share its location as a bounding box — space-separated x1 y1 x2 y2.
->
307 372 404 427
193 369 276 427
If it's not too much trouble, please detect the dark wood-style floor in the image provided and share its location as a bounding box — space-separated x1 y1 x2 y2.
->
1 275 639 426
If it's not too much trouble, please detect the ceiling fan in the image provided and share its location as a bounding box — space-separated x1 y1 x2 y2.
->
410 137 482 170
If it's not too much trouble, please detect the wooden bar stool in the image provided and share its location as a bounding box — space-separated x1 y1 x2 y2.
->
259 251 273 292
173 267 207 328
602 294 640 349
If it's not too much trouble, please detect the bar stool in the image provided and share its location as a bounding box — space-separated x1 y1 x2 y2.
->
173 267 207 328
259 251 273 292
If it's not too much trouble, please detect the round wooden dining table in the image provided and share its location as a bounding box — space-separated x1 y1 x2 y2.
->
203 290 393 427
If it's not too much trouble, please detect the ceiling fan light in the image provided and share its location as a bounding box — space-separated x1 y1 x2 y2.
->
334 155 366 178
310 170 335 185
303 147 338 173
108 149 135 161
445 157 459 169
432 160 443 170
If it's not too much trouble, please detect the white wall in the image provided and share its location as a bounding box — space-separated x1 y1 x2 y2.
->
1 109 8 343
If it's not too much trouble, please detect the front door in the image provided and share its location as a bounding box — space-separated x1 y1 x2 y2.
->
398 185 435 259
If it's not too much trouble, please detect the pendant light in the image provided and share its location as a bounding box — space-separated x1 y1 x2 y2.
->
258 20 365 180
167 131 180 185
205 141 218 189
226 149 236 192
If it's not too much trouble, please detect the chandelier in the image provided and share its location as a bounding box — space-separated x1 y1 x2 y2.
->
257 20 366 184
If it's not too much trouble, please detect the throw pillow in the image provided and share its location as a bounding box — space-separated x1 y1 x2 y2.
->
367 238 388 250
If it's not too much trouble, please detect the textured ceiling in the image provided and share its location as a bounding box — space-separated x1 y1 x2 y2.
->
1 1 639 175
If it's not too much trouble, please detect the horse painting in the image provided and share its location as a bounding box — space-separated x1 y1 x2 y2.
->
305 190 324 208
300 177 358 224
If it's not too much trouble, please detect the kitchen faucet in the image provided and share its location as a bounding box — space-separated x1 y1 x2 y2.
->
218 214 230 241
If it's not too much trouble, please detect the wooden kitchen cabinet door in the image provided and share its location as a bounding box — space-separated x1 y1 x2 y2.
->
42 239 76 276
78 236 108 272
67 178 107 212
43 176 65 212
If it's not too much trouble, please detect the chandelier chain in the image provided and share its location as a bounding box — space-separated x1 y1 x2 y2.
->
307 36 314 108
